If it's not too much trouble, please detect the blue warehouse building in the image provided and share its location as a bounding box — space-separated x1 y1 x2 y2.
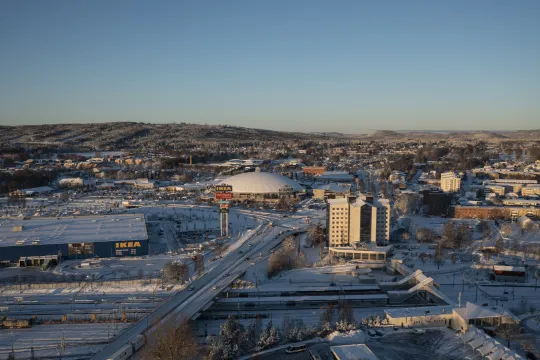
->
0 214 148 265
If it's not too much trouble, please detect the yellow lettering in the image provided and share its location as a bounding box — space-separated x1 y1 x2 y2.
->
134 242 141 247
116 243 119 248
127 242 133 247
120 243 127 248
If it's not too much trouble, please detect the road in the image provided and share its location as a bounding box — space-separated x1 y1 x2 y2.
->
92 212 307 359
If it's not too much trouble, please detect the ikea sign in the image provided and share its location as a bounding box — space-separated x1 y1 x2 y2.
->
115 241 141 249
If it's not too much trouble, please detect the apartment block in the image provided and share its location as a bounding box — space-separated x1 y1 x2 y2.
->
441 172 461 193
327 194 390 247
522 184 540 197
484 185 506 197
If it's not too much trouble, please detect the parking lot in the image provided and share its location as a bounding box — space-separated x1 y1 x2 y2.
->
256 329 473 360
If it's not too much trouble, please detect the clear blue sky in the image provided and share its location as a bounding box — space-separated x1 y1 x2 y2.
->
1 0 539 132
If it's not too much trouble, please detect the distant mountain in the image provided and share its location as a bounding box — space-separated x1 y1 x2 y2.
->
370 130 404 138
0 122 342 151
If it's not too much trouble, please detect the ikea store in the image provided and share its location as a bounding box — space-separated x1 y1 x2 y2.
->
0 214 148 266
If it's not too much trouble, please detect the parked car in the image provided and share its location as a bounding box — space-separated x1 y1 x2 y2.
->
285 344 306 353
412 328 425 335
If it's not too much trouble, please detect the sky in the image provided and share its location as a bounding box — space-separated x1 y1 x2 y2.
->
0 0 539 132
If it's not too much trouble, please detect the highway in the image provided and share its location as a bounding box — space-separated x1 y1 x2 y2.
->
92 212 307 359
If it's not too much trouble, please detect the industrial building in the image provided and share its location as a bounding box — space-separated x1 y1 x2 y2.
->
0 214 148 264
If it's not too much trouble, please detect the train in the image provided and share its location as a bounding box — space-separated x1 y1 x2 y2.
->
106 334 145 360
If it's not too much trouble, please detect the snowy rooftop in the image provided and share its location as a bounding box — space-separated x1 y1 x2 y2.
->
227 284 380 293
327 197 349 205
330 344 379 360
331 244 393 253
313 183 351 192
492 265 526 272
0 214 147 247
385 305 454 318
317 172 354 181
216 294 388 303
220 172 303 194
454 302 519 321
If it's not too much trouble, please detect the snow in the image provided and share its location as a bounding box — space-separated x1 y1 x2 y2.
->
0 213 147 247
219 172 303 193
326 329 367 344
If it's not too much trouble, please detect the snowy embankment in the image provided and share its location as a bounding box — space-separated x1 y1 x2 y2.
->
236 330 367 359
325 329 367 344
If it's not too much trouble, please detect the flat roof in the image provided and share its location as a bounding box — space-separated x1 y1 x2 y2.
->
385 305 454 318
330 245 393 253
493 265 526 272
0 214 147 247
331 344 379 360
227 284 380 293
216 294 388 303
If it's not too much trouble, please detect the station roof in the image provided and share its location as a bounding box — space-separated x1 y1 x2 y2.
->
216 294 388 303
227 284 380 293
454 302 519 321
385 305 454 318
0 214 147 247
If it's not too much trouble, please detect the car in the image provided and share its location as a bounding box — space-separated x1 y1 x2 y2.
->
375 330 384 336
224 273 230 278
245 257 250 261
248 244 253 247
285 344 306 353
187 287 195 291
212 286 218 290
412 328 425 335
367 329 377 337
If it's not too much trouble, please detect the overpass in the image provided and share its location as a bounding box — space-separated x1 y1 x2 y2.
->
92 220 302 359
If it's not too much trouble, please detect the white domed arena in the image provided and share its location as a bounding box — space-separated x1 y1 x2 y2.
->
219 172 304 203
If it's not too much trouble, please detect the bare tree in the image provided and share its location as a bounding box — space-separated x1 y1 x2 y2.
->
213 242 229 257
495 323 520 348
416 227 438 243
195 255 204 276
519 335 539 358
394 193 421 216
163 261 188 283
142 316 199 360
307 223 325 247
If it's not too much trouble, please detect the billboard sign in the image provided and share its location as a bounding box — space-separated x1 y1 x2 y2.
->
68 243 94 256
215 185 233 192
215 192 233 200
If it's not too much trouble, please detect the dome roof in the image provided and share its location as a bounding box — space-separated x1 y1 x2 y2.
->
220 172 303 194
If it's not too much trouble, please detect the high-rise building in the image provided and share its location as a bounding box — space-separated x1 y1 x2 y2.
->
327 194 390 247
440 172 461 193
